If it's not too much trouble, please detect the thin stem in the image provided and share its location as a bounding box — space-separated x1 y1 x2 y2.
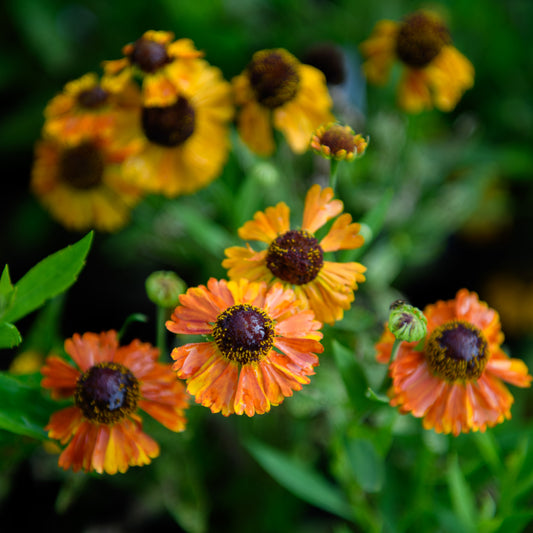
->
329 159 339 191
390 338 403 361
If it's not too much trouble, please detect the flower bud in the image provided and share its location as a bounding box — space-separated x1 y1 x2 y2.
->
388 300 427 342
145 271 186 308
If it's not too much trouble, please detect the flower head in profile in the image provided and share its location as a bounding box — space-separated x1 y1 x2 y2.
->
103 31 204 107
166 278 323 416
360 10 474 112
310 123 368 162
375 289 531 436
233 48 334 156
41 331 188 474
43 72 141 144
223 184 366 325
31 131 142 232
114 51 233 198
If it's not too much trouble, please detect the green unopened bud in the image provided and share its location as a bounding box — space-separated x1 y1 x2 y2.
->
146 271 186 308
388 300 427 342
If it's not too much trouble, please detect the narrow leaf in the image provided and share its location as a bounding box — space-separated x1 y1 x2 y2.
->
3 232 93 324
0 372 59 439
344 436 384 493
446 453 477 533
245 438 354 521
0 265 15 316
0 322 22 349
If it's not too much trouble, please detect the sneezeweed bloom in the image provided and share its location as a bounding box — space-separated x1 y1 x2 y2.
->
223 184 366 325
233 48 334 156
360 10 474 112
31 133 142 232
166 278 323 416
103 31 204 107
375 289 532 436
41 331 188 474
42 72 141 144
116 54 233 197
310 123 368 162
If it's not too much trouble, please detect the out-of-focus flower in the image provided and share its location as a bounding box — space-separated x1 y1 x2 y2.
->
233 48 334 155
31 133 142 232
9 350 44 375
375 289 531 436
310 123 368 162
388 300 427 343
166 278 323 416
223 184 366 325
43 73 141 144
103 31 204 107
115 53 233 197
41 331 188 474
360 10 474 112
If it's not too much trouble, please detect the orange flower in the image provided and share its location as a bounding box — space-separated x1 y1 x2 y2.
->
43 72 141 144
41 331 188 474
166 278 323 416
103 31 204 107
233 48 334 155
360 10 474 112
222 184 366 325
310 123 368 162
376 289 531 436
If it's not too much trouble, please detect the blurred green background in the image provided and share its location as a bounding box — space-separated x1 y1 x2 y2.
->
1 0 533 532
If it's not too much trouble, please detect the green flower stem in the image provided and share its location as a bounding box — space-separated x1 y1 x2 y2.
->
329 159 339 191
390 338 402 361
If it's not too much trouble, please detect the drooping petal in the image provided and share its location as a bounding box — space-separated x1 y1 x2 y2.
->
301 184 343 234
319 213 364 252
41 355 80 397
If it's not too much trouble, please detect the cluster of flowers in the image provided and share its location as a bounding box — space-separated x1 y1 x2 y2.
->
38 11 530 477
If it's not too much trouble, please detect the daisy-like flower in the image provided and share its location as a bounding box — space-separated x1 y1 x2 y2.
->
114 52 233 197
41 331 188 474
222 184 366 325
375 289 532 436
103 31 204 107
31 131 142 232
310 123 368 162
233 48 334 156
43 72 141 144
360 10 474 112
166 278 323 416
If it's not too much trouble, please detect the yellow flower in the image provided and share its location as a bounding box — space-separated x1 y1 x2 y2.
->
116 54 234 198
360 10 474 112
222 184 366 325
233 48 334 156
310 123 368 162
31 134 142 232
103 31 204 107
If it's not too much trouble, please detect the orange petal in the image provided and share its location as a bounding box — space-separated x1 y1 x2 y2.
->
301 184 343 234
486 352 532 388
171 342 217 379
41 355 80 396
238 202 291 243
237 100 275 156
234 364 269 416
319 213 364 252
46 406 84 444
223 246 272 282
64 331 119 370
397 69 432 113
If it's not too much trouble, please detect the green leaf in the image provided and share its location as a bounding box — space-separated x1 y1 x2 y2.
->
245 438 354 521
0 372 60 439
331 340 369 411
0 322 22 349
2 232 93 324
343 436 384 493
0 265 15 316
446 453 477 533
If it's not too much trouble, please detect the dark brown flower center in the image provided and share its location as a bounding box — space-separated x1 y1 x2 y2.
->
141 97 196 147
319 125 355 154
59 142 104 190
425 320 489 382
213 304 275 365
266 230 324 285
129 38 170 73
248 50 301 109
77 86 109 109
75 362 140 424
395 11 451 68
